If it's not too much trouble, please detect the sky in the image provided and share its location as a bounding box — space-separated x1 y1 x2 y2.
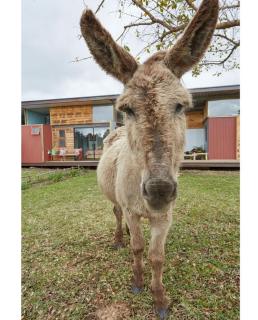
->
22 0 240 101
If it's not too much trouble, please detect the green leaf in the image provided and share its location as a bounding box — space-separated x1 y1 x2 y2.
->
123 45 130 52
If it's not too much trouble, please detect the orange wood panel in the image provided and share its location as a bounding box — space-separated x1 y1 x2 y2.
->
52 127 74 152
50 105 92 125
186 111 204 129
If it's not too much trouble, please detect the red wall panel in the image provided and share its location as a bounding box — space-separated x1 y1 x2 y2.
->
208 117 236 160
42 125 52 162
22 125 52 163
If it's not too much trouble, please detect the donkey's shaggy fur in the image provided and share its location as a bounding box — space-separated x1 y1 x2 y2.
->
80 1 218 318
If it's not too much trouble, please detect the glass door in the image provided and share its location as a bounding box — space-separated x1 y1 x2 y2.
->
94 127 110 159
74 127 94 160
74 126 110 160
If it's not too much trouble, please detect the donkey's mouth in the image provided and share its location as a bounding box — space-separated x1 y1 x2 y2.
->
144 198 173 212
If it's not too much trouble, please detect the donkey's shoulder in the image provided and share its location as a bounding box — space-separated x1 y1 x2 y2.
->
103 126 126 150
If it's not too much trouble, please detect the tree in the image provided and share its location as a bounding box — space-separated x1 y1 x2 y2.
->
94 0 240 76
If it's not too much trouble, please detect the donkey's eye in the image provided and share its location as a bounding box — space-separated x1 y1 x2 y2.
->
124 107 135 118
175 103 184 114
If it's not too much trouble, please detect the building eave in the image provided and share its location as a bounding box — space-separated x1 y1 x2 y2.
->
22 94 119 110
22 85 240 110
190 85 240 100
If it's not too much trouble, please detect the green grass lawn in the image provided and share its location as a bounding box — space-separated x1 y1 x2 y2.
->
22 169 239 320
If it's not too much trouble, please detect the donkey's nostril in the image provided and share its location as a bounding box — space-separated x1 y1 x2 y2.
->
142 178 177 205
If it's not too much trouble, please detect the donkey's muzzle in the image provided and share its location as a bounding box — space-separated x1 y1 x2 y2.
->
142 178 177 210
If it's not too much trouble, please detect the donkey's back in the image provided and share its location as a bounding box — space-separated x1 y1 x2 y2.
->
97 126 126 205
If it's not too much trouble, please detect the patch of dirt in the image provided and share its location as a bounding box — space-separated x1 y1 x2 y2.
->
96 302 131 320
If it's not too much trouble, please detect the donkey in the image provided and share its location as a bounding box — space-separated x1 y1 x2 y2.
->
80 0 218 318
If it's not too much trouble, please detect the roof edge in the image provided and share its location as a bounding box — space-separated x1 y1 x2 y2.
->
22 85 240 108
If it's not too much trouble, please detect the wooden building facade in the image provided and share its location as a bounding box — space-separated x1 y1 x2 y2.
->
22 85 240 164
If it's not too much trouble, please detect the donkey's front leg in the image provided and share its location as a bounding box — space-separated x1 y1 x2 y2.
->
125 213 144 293
149 214 172 319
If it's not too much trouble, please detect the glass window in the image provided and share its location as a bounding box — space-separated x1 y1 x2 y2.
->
185 129 206 152
59 130 65 138
59 130 66 147
74 126 110 160
208 99 240 117
59 139 65 148
93 105 113 122
94 127 110 151
27 110 46 124
116 111 124 124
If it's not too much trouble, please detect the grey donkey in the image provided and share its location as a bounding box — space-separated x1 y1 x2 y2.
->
80 0 219 318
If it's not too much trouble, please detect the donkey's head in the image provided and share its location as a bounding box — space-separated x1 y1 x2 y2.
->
80 0 218 211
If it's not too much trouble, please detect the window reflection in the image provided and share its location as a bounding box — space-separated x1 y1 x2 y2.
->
74 126 110 160
208 99 240 117
185 129 205 152
93 105 113 122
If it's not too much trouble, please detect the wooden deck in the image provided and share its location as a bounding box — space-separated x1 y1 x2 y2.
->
181 160 240 169
22 160 240 169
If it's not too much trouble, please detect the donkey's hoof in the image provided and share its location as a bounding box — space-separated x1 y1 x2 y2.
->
112 242 125 250
156 308 169 320
131 286 143 294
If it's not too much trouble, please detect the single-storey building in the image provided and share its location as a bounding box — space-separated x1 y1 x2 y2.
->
21 85 240 166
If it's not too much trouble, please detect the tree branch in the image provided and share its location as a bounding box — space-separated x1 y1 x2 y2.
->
216 19 240 29
220 2 240 10
116 26 130 42
80 0 240 74
185 0 197 11
132 0 239 33
95 0 106 14
201 43 239 66
214 33 240 46
135 37 160 57
70 56 92 63
124 21 155 28
157 19 239 42
131 0 181 32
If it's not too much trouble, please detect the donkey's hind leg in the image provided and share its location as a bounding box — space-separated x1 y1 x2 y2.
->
113 205 125 249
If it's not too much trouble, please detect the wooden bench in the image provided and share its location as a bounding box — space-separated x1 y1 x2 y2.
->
49 148 82 161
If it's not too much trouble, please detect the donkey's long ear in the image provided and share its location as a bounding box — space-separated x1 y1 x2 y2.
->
164 0 219 78
80 10 138 84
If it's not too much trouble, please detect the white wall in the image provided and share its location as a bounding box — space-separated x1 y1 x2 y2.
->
185 129 206 152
